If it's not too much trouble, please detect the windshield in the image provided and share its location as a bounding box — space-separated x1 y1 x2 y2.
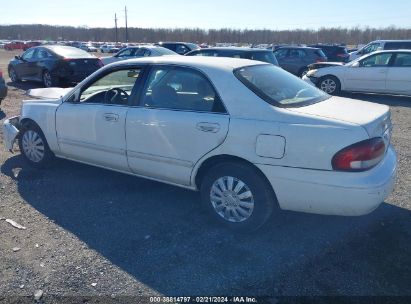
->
234 64 330 107
249 51 279 65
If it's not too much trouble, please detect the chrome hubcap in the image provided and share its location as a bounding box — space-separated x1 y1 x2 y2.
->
210 176 254 223
10 69 16 81
22 130 45 163
320 79 336 93
44 72 52 87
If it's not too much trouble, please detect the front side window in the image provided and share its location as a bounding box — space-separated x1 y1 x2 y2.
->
22 48 36 60
117 48 136 57
273 49 288 59
79 68 142 105
235 64 329 107
360 53 392 67
362 43 380 54
141 66 225 113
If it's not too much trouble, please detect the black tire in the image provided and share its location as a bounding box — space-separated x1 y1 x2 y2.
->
200 162 276 232
318 75 341 95
42 70 59 88
18 122 55 168
298 67 309 78
8 67 20 82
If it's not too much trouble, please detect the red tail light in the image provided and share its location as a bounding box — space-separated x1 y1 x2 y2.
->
0 70 2 78
332 138 386 171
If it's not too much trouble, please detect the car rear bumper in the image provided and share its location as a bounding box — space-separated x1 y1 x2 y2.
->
256 146 397 216
2 116 20 151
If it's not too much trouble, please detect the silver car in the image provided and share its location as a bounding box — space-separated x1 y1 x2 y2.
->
101 46 177 65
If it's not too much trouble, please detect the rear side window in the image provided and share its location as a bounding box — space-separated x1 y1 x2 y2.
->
393 53 411 67
141 66 226 113
289 49 306 58
235 64 329 107
385 42 411 50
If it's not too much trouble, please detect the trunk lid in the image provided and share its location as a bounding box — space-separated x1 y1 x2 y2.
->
287 96 392 139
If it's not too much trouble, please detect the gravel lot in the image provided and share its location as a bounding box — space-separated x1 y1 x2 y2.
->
0 49 410 300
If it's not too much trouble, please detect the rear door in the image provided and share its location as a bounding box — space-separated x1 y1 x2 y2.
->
126 65 229 186
385 52 411 94
344 52 393 92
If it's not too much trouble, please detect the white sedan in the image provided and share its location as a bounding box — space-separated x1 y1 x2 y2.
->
101 46 177 65
303 50 411 96
3 56 397 231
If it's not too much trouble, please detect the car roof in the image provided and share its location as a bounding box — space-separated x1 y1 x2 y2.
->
371 49 411 54
113 55 265 71
197 47 270 52
276 46 320 50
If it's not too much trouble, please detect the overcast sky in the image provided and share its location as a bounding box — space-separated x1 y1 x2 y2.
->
2 0 411 30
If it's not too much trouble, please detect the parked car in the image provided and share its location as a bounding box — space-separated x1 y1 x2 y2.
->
0 69 7 105
273 46 327 77
349 40 411 61
185 47 279 65
100 44 119 53
3 56 396 231
155 42 200 55
308 44 349 62
101 46 177 65
23 41 43 51
303 50 411 96
8 45 103 87
4 41 25 51
80 43 98 52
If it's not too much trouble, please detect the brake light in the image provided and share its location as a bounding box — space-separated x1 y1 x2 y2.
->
332 138 386 171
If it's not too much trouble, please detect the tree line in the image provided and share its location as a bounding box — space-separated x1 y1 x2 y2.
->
1 24 411 45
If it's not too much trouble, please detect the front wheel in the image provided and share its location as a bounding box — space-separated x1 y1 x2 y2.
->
318 76 341 95
18 123 55 168
9 67 20 82
200 162 276 232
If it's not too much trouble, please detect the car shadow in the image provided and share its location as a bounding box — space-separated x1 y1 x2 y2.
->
1 155 411 296
0 110 5 120
340 92 411 108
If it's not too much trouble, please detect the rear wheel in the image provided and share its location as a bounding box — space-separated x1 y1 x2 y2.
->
18 122 55 168
43 70 58 87
9 67 20 82
200 162 275 232
319 76 341 95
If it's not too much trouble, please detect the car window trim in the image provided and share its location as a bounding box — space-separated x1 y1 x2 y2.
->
133 63 229 115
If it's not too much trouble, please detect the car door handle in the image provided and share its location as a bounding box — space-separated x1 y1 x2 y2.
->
196 122 220 133
103 113 119 122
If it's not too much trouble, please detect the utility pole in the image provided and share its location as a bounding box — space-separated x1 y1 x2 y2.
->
125 6 128 43
114 13 118 43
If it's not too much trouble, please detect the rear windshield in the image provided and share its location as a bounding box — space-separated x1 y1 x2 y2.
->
48 46 95 58
315 49 327 58
234 64 330 107
155 47 178 55
249 51 279 65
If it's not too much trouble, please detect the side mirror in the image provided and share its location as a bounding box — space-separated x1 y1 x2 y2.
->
352 62 360 68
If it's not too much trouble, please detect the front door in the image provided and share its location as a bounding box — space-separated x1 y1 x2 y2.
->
56 67 143 171
126 65 229 186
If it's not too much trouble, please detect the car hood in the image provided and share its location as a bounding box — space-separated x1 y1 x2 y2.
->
308 62 344 70
287 96 391 138
26 87 73 100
